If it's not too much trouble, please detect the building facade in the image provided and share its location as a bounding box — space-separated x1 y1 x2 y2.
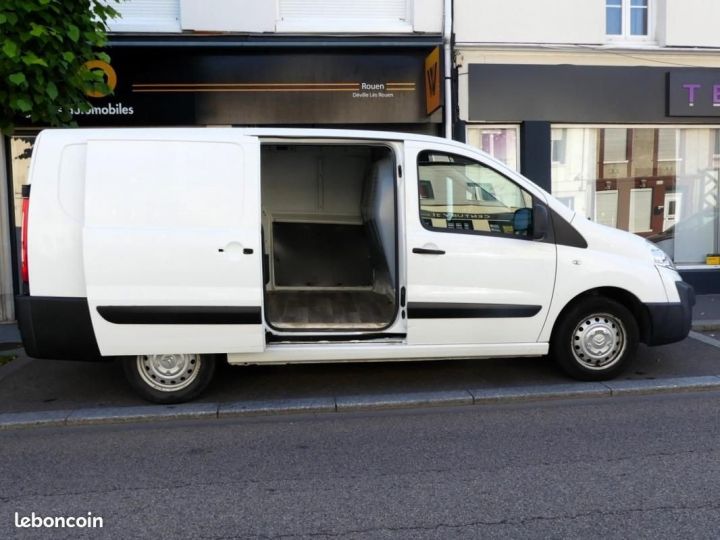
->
455 0 720 292
1 0 447 321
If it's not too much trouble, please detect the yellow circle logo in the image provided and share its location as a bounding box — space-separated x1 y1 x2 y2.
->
84 60 117 98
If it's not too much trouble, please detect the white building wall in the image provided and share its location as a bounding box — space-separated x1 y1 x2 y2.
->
662 0 720 48
411 0 443 33
454 0 604 45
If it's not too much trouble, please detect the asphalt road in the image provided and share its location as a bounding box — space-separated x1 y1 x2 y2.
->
3 391 720 539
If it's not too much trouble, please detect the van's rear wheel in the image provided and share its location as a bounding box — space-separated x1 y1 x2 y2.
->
122 354 216 404
551 297 638 381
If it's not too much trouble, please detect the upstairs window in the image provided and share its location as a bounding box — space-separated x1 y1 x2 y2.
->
606 0 651 41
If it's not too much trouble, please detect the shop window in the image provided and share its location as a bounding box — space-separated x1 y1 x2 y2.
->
629 188 653 233
9 135 36 291
417 151 532 237
603 129 629 163
551 129 567 164
595 191 619 228
658 129 679 161
466 125 520 172
606 0 652 42
555 196 575 211
551 126 720 266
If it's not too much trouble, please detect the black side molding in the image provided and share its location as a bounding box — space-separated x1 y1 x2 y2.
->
407 302 541 319
412 247 446 255
97 305 262 325
266 332 406 343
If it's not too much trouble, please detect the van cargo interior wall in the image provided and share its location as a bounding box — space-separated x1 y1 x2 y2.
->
261 144 397 331
273 222 372 287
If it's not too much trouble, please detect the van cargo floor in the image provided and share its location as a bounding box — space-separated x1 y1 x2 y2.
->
266 291 395 330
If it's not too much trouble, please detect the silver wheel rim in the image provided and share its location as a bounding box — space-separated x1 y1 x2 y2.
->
571 313 627 370
136 354 202 392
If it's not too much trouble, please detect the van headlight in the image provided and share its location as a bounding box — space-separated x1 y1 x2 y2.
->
648 243 675 270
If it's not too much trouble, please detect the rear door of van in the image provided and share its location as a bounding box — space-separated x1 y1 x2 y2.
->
83 131 264 356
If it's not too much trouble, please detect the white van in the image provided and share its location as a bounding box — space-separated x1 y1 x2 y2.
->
16 128 694 403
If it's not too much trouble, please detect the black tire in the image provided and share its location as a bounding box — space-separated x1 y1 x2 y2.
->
122 354 217 404
550 297 639 381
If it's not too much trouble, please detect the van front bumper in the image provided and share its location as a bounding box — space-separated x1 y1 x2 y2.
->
15 295 103 361
644 281 695 346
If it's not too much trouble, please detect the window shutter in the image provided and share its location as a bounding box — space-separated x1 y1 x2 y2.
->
108 0 181 32
279 0 407 22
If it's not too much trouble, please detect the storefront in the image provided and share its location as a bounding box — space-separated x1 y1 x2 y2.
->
2 37 443 321
462 62 720 293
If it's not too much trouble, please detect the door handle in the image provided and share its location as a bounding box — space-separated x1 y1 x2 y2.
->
412 247 446 255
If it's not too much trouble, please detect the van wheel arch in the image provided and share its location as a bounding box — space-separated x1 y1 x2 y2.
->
552 287 650 345
549 288 646 380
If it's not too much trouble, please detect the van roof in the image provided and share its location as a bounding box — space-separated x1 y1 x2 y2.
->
37 127 469 150
245 127 466 147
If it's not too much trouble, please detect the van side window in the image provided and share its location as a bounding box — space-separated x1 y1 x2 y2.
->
417 151 533 236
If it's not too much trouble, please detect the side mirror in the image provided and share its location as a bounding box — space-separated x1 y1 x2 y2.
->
512 208 532 235
532 204 549 240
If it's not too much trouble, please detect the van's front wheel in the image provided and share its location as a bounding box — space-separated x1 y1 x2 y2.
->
123 353 216 404
551 297 639 381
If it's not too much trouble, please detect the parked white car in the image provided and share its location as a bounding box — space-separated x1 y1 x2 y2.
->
16 128 694 402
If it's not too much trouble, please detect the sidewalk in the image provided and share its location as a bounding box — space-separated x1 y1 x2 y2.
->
0 322 21 348
693 294 720 329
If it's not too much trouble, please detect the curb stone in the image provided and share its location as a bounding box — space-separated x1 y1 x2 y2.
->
3 376 720 430
335 389 473 411
692 320 720 332
219 397 336 418
65 403 219 426
469 382 610 403
602 375 720 396
0 409 73 430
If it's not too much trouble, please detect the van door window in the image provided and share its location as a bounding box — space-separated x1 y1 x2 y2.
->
417 151 533 237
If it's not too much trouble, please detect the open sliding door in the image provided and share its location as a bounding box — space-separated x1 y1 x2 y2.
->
83 131 264 356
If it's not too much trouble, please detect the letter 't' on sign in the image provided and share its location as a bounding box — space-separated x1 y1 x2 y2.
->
425 46 441 115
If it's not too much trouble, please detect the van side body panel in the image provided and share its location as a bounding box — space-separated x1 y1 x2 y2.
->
17 128 689 366
26 132 89 297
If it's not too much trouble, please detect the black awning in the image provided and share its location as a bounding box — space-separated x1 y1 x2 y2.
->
107 33 443 49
